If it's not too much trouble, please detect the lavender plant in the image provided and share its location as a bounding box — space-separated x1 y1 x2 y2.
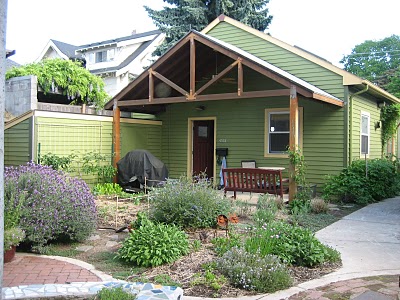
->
4 162 97 251
217 247 292 293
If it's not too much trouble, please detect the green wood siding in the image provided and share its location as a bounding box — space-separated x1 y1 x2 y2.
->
350 94 382 161
5 118 31 166
120 122 162 158
207 22 345 100
159 97 345 189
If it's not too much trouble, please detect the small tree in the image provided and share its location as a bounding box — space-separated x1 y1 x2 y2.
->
340 35 400 97
6 58 109 109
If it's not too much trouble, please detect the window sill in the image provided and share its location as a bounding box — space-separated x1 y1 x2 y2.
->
264 153 289 158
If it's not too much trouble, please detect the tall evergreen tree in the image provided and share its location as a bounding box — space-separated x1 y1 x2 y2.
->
145 0 273 55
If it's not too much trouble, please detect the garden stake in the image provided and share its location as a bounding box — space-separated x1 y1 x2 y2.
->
115 195 119 230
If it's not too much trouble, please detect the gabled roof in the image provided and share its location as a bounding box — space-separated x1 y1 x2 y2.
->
51 40 81 59
105 30 344 112
36 39 81 62
202 32 341 104
76 30 161 52
202 15 400 104
89 35 162 76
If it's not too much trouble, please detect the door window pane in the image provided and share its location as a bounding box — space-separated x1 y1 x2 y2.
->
198 126 208 138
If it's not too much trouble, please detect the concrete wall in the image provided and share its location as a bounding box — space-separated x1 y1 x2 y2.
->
5 75 37 118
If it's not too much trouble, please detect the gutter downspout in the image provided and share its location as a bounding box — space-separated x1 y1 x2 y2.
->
348 85 369 165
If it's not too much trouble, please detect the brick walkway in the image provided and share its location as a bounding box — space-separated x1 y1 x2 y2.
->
3 255 102 287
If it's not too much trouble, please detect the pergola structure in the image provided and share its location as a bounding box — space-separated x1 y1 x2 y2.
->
105 30 343 200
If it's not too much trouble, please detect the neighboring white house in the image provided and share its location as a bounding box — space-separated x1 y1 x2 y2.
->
36 30 165 97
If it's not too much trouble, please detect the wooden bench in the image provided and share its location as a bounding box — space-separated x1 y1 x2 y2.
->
222 168 284 199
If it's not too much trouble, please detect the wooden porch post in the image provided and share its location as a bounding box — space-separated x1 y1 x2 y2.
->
149 68 154 102
189 37 196 100
289 85 299 201
113 100 121 182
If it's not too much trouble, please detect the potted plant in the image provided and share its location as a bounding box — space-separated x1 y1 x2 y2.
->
4 227 25 263
4 181 26 262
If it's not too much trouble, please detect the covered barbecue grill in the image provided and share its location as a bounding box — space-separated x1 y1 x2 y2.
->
117 149 168 190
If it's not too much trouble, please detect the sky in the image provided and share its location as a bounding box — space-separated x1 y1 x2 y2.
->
6 0 400 67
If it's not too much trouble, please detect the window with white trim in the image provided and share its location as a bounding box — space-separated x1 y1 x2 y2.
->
265 108 303 156
94 49 115 63
360 112 370 155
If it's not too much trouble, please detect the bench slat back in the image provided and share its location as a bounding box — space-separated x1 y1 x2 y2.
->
222 168 283 198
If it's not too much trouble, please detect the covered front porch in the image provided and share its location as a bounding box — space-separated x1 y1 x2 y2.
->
105 30 343 200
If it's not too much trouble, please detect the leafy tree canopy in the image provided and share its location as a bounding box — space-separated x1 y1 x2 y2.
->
340 35 400 98
6 58 109 109
145 0 273 56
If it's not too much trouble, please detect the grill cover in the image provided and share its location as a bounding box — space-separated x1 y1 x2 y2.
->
117 150 168 188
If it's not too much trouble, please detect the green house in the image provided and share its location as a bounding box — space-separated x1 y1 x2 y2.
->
104 15 399 194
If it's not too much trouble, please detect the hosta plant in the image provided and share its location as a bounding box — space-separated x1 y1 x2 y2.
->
117 216 189 267
4 162 97 251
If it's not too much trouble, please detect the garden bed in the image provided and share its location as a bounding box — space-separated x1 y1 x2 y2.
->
50 195 357 298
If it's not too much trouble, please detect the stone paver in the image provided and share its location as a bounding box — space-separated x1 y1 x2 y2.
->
2 281 183 300
286 275 400 300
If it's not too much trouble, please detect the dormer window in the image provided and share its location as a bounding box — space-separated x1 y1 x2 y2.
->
96 51 107 62
87 49 116 64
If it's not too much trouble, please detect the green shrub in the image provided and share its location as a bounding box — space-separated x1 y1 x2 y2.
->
245 221 340 267
5 163 97 251
93 183 124 195
40 152 76 171
310 198 329 214
288 198 310 215
94 286 136 300
148 176 230 228
153 274 181 287
217 247 292 293
323 158 400 204
117 217 189 267
191 263 228 292
211 232 242 256
252 194 278 226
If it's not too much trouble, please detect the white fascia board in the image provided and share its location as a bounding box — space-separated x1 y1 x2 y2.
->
116 34 158 48
77 42 117 53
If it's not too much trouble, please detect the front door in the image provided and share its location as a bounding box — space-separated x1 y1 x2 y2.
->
192 120 214 179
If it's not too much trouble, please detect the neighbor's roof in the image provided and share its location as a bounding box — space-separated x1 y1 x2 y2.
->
90 35 163 75
77 30 161 52
51 40 81 59
6 59 20 71
202 15 400 103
